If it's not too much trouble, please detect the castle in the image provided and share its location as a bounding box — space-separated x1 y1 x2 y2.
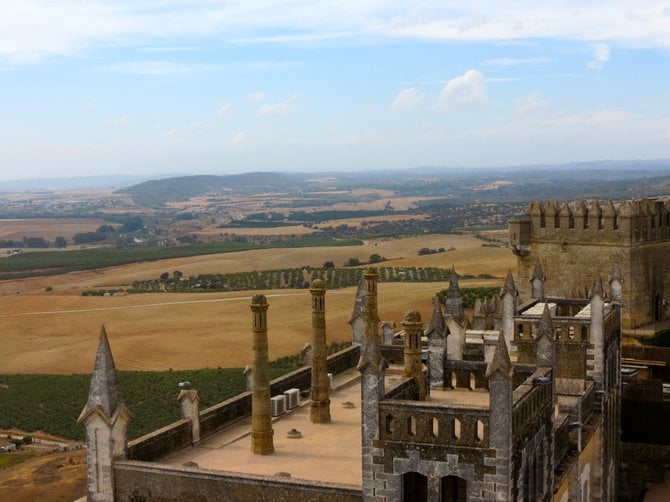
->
77 198 668 502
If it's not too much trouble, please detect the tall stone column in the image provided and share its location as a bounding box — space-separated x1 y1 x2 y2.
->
310 279 331 424
250 294 274 455
402 310 426 400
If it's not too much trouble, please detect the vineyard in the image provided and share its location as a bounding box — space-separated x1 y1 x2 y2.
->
0 342 348 441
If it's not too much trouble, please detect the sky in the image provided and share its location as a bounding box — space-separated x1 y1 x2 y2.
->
2 1 670 181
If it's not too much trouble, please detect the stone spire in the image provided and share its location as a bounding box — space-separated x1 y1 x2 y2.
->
473 298 486 330
348 276 367 346
486 332 513 379
310 279 331 424
535 303 555 368
530 261 546 300
250 294 274 455
357 267 384 372
500 270 517 297
444 266 464 323
427 297 447 389
609 263 623 303
425 296 446 340
402 310 426 400
78 326 131 502
501 270 517 350
79 326 124 420
590 276 604 300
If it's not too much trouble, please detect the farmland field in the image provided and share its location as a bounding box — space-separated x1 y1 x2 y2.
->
0 218 110 241
0 234 514 375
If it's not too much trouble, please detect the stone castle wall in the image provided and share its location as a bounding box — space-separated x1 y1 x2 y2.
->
114 461 362 502
512 199 670 330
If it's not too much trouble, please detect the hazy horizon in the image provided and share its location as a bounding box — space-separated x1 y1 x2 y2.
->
2 2 670 180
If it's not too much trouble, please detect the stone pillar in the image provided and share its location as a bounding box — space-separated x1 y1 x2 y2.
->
427 298 446 389
250 294 274 455
609 263 623 304
243 365 253 391
178 389 201 444
536 303 555 368
310 279 331 424
402 310 426 400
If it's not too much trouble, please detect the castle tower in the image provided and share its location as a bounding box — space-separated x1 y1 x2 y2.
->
250 294 274 455
426 297 447 389
530 260 546 300
535 303 555 368
357 267 386 498
349 277 367 346
402 309 426 400
310 279 331 424
501 270 517 350
444 266 464 323
77 326 131 502
486 332 514 500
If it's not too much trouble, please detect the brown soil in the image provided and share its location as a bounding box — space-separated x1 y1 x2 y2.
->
0 450 86 502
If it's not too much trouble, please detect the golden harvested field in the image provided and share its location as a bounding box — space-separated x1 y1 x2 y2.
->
0 234 515 374
315 213 429 228
0 280 498 375
0 218 110 241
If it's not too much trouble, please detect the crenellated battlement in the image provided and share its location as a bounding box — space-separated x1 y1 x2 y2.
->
514 198 670 247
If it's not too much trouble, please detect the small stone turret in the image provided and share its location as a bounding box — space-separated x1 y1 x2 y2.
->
473 299 486 330
402 310 426 400
535 303 555 368
250 294 274 455
426 297 447 389
310 279 331 424
486 332 514 499
444 266 464 323
78 326 132 502
358 267 386 499
531 261 546 300
178 389 201 444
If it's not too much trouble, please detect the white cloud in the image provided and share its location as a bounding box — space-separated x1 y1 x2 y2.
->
3 2 670 64
257 102 292 117
230 132 247 145
248 91 266 102
162 128 179 139
483 57 548 66
218 102 231 115
439 69 487 107
105 61 192 75
587 43 610 70
101 116 129 127
515 92 549 115
391 88 424 111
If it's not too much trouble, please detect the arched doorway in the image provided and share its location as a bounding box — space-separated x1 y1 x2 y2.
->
441 475 467 502
402 472 428 501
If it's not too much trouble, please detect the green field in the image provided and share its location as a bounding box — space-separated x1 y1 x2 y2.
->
0 236 363 280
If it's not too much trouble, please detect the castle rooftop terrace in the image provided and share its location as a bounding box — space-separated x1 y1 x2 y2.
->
161 367 364 486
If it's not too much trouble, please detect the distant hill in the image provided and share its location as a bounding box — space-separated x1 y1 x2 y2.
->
117 172 313 206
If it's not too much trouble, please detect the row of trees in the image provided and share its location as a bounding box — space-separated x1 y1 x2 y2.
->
1 235 67 249
128 266 471 294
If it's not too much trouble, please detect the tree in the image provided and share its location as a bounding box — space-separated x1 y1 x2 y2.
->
369 253 384 264
160 272 170 281
345 258 360 267
54 236 67 248
323 261 335 269
173 270 183 280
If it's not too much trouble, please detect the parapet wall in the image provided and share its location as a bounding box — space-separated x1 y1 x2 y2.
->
128 345 360 462
114 460 362 502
